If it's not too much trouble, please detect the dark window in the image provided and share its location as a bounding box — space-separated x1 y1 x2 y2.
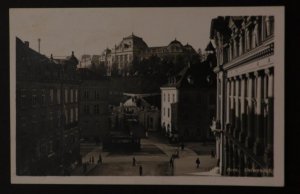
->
94 104 100 115
84 105 90 114
95 90 100 100
32 95 37 106
84 90 89 100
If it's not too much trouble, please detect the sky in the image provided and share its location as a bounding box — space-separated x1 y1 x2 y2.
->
10 7 283 59
10 8 218 58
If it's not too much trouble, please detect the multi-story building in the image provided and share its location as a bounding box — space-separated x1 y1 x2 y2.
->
160 65 216 142
210 16 275 176
16 37 80 175
100 33 198 76
122 94 161 132
160 77 180 136
79 54 101 69
78 68 109 142
79 54 92 68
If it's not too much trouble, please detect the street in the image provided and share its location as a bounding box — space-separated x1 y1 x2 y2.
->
72 133 218 176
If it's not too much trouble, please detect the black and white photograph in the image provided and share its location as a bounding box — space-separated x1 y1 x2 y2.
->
9 7 284 186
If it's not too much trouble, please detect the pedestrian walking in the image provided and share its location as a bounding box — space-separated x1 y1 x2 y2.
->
169 156 174 168
196 157 200 168
211 149 215 158
132 157 136 166
83 163 87 173
92 156 94 164
139 165 143 176
181 143 185 150
98 154 102 164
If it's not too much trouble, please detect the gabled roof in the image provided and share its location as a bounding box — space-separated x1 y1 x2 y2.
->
53 53 78 65
16 37 79 81
123 97 151 108
168 38 183 47
123 33 143 40
210 16 228 39
161 65 189 88
205 41 215 52
16 37 53 66
184 43 196 53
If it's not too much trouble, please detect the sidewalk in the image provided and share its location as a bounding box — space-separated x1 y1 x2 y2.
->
70 143 103 175
140 138 218 176
173 155 218 175
71 163 98 176
187 167 221 176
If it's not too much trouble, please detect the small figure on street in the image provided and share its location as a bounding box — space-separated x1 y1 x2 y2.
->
181 142 185 150
98 154 102 164
83 163 87 173
139 165 143 176
169 156 174 168
211 149 215 158
196 157 200 168
176 149 179 158
92 156 94 164
132 157 136 166
89 156 92 164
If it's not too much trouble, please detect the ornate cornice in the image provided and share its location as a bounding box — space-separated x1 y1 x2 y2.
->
223 36 274 71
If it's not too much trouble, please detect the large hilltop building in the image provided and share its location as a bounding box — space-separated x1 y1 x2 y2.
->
99 33 198 76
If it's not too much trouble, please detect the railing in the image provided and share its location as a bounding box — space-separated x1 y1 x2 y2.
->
224 132 266 170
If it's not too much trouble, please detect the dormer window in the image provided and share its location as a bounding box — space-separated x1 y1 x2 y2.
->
187 75 194 84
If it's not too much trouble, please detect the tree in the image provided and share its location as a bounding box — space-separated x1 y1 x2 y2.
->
111 62 119 77
94 62 106 77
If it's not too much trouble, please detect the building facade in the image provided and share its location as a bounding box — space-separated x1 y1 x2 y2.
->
210 16 275 176
161 65 216 142
100 33 198 76
160 86 179 135
16 37 81 175
78 68 109 142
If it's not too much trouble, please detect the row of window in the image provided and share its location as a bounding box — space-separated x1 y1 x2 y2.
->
163 93 176 103
65 107 79 124
162 107 171 118
226 71 273 100
83 104 104 115
64 88 78 103
112 54 133 63
82 89 106 100
20 88 78 107
224 16 274 63
21 107 78 127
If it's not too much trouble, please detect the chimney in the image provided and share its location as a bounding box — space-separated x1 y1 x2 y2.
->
38 38 41 53
24 41 29 47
